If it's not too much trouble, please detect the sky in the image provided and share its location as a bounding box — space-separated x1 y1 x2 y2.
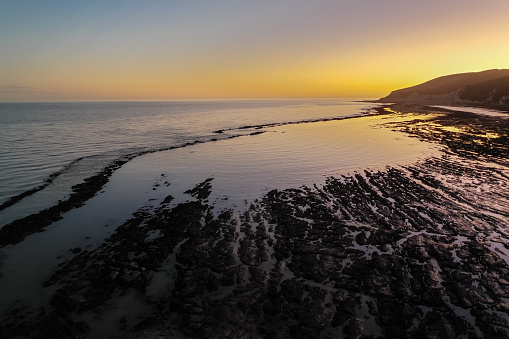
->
1 0 509 102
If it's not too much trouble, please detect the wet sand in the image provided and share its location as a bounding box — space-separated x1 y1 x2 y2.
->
1 104 509 338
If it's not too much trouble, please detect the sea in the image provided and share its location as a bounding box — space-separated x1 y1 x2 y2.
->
0 99 380 224
2 99 508 336
0 100 374 205
0 99 438 321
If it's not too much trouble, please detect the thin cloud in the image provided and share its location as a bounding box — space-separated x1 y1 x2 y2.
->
0 86 32 91
0 86 59 94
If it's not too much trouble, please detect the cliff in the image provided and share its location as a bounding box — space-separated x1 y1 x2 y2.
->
379 69 509 108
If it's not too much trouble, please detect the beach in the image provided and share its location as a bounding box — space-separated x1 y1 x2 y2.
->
1 103 509 338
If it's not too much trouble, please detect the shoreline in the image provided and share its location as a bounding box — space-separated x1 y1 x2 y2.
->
1 104 509 338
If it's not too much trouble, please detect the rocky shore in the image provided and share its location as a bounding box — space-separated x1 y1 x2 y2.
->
1 104 508 338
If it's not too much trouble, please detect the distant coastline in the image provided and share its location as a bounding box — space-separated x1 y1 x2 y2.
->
376 69 509 112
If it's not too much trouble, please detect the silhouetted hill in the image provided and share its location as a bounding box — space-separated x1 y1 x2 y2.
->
379 69 509 107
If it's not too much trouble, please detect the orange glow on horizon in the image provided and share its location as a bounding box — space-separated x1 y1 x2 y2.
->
1 1 509 102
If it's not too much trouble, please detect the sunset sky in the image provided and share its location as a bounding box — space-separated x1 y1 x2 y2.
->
1 0 509 101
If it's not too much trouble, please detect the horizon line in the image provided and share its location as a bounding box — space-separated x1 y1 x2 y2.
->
0 96 378 104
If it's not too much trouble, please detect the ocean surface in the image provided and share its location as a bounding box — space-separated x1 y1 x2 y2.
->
1 99 508 337
0 99 376 223
0 99 442 327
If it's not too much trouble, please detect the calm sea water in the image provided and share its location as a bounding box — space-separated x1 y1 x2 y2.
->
0 99 504 334
0 98 441 323
0 99 374 224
